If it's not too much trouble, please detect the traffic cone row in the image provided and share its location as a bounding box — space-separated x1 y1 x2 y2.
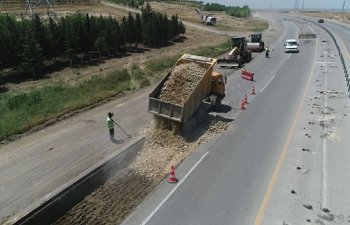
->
244 94 249 104
251 86 256 95
167 165 178 183
241 86 257 110
240 98 246 110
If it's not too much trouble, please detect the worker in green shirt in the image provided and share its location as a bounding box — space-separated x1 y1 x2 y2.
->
107 112 115 141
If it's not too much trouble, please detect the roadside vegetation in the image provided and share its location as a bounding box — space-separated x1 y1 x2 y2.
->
0 4 185 80
203 3 251 18
109 0 145 8
0 41 230 142
0 0 263 142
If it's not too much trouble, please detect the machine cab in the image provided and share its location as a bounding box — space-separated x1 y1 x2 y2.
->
210 71 226 97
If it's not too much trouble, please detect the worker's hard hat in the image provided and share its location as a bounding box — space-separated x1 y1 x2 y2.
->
108 112 113 117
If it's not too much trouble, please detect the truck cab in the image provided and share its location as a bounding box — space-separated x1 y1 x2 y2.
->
284 39 299 53
208 71 226 108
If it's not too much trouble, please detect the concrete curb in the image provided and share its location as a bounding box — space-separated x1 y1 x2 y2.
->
10 136 145 225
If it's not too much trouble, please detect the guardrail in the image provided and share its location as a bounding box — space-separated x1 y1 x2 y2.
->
311 21 350 97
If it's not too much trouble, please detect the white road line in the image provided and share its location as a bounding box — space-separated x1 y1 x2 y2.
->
261 75 276 93
141 151 210 225
321 41 328 208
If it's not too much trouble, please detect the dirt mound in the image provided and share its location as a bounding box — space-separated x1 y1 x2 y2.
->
54 115 230 225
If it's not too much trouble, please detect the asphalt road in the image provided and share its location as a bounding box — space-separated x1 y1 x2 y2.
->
1 12 349 225
0 88 152 223
121 15 350 225
0 6 274 223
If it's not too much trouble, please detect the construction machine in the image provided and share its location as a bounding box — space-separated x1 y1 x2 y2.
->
195 8 216 25
149 54 226 133
218 36 252 68
247 33 265 52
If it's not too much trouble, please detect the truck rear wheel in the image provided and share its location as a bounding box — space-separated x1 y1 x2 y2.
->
215 97 221 109
171 122 179 134
154 115 161 128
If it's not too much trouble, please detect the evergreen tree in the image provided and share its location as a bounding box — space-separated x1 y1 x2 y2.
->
121 16 131 47
48 17 59 60
134 13 143 47
127 12 137 47
65 22 75 67
95 35 107 56
20 29 44 79
84 13 92 52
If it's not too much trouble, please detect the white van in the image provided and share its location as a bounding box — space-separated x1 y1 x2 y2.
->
285 39 299 53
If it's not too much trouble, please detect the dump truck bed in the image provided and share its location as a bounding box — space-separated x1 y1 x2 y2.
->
149 54 217 124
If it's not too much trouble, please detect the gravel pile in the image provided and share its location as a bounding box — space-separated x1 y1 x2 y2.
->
158 62 207 105
55 116 231 225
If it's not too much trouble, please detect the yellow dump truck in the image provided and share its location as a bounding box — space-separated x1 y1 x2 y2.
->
148 54 225 132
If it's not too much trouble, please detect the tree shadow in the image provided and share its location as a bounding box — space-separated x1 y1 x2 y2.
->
0 86 9 93
172 36 187 43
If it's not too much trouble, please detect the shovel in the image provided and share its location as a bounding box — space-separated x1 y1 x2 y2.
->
112 120 133 138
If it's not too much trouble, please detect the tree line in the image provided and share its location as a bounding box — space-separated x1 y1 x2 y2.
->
0 4 185 79
109 0 145 8
203 3 251 18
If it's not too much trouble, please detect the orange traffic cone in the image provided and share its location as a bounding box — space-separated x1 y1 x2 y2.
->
244 94 249 104
240 99 246 110
167 165 178 183
251 86 256 95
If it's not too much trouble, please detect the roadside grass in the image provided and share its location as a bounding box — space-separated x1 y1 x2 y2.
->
0 40 231 142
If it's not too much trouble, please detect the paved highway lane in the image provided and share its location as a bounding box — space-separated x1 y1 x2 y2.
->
258 16 350 225
320 20 350 61
121 17 320 225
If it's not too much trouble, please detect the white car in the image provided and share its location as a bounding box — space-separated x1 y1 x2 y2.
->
284 39 299 53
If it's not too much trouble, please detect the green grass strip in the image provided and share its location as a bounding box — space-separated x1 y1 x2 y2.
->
0 41 231 142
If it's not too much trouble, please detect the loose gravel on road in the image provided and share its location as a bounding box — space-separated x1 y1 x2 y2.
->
54 115 230 225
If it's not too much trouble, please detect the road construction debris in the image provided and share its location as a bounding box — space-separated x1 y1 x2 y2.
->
305 133 312 138
303 204 313 210
322 208 330 213
318 212 334 222
296 166 310 174
54 115 231 225
158 62 206 105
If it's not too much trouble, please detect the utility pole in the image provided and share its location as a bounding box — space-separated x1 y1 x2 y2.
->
25 0 57 22
302 0 305 11
342 1 346 13
294 0 299 9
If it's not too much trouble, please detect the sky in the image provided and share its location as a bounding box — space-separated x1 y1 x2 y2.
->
200 0 348 10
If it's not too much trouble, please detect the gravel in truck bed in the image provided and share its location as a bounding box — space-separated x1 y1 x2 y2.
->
158 62 207 105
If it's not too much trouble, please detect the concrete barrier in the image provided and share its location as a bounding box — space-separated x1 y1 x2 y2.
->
11 137 145 225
